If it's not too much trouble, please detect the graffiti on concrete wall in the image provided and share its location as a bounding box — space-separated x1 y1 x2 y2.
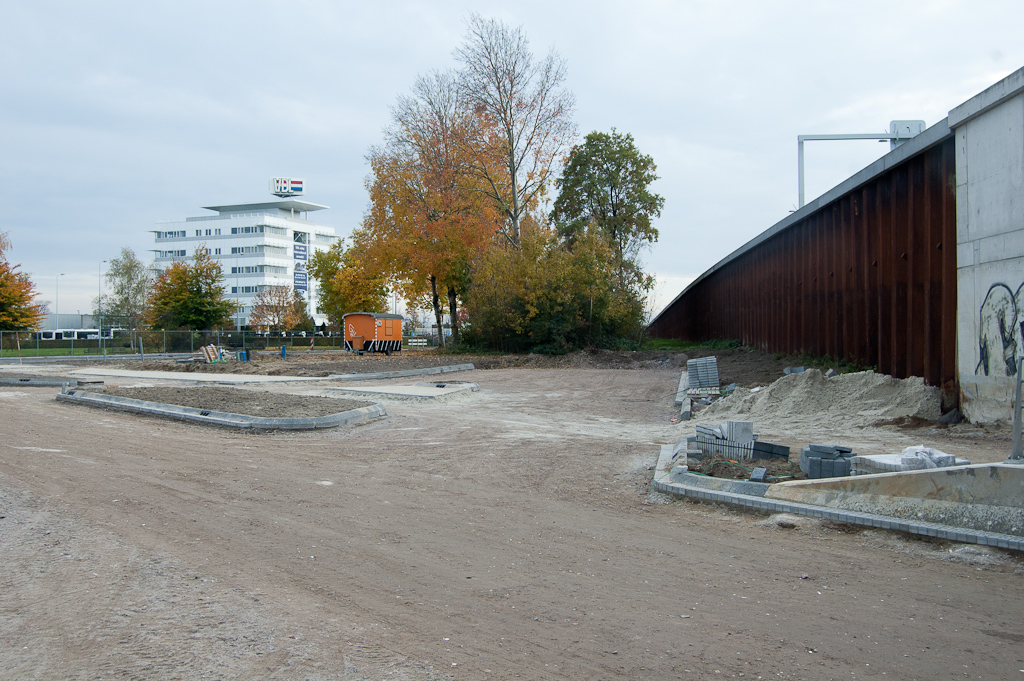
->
976 281 1024 377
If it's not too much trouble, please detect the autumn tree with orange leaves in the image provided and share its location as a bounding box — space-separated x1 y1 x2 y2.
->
0 231 43 331
362 69 500 344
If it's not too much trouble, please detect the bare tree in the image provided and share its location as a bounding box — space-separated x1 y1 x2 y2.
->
95 247 152 331
455 13 577 247
248 285 302 332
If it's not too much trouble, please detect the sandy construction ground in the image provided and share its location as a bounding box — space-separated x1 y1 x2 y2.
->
1 362 1022 680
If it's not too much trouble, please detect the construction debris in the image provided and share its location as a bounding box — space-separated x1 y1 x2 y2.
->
850 446 970 475
688 420 789 463
200 345 228 364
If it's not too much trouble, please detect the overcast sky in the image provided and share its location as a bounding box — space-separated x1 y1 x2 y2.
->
3 0 1023 318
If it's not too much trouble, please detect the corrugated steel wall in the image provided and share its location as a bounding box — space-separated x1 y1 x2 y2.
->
650 136 957 392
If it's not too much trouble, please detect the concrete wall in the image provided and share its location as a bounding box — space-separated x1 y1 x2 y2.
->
950 67 1024 423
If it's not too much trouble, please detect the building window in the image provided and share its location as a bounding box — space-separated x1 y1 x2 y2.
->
230 265 287 275
230 244 287 256
156 230 186 240
195 229 201 236
215 228 221 235
205 229 211 236
158 249 186 258
214 248 221 255
231 225 265 235
231 285 266 294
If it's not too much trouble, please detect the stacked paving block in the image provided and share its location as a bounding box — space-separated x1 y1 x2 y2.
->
752 441 790 461
687 357 720 390
799 444 855 478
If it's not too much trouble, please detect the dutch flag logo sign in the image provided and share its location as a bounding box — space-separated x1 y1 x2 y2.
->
270 177 305 197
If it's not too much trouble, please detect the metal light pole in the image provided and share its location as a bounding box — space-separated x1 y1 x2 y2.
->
797 121 926 208
55 273 65 332
98 260 107 361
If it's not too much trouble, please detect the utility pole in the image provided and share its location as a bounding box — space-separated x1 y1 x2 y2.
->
98 260 107 361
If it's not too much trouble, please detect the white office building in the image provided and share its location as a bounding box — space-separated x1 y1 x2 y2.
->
152 195 338 328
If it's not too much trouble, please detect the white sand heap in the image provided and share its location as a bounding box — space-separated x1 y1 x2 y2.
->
698 369 941 427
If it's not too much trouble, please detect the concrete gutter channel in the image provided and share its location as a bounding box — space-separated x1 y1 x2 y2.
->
56 389 386 430
652 444 1024 551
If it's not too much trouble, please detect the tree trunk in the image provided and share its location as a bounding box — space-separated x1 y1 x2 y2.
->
447 285 460 343
430 274 446 347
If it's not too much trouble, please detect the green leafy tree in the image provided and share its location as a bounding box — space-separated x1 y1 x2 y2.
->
551 129 664 286
463 220 648 353
93 247 152 331
307 240 388 329
145 246 235 330
0 231 43 330
290 288 315 332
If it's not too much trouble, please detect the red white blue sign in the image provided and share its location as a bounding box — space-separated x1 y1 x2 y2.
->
270 177 305 197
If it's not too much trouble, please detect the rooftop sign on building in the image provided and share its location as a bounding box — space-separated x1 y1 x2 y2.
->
270 177 304 198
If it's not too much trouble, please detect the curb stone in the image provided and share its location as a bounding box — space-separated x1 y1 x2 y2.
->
55 389 386 430
326 363 475 381
652 445 1024 551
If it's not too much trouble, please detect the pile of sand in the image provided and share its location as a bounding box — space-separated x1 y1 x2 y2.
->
700 369 940 427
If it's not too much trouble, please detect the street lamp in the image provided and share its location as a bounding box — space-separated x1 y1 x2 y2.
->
55 273 65 332
98 260 107 360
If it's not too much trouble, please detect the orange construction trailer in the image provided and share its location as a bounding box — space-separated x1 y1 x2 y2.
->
343 312 404 353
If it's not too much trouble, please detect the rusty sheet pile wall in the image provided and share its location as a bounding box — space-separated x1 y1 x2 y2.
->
650 136 957 392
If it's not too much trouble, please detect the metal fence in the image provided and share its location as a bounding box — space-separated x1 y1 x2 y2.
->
0 330 351 358
0 329 445 359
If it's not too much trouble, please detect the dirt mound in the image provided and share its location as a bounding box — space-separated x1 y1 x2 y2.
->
700 369 941 426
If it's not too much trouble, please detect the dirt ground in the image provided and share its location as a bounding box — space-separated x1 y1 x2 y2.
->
126 346 790 386
1 358 1022 680
100 386 372 419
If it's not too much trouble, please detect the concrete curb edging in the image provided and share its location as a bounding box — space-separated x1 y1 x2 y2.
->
326 382 480 401
652 446 1024 551
326 363 475 381
0 377 98 387
55 389 386 430
0 353 193 364
674 370 688 405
